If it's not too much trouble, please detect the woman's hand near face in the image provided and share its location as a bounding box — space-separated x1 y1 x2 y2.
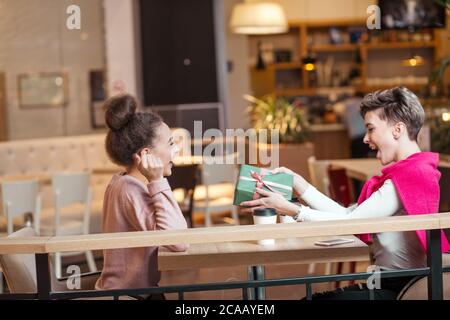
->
240 188 299 217
270 167 310 196
133 150 164 182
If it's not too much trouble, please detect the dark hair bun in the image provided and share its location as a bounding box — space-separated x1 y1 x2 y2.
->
104 94 137 131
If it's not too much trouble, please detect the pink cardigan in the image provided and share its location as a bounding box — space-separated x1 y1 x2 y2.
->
95 174 189 290
357 152 450 253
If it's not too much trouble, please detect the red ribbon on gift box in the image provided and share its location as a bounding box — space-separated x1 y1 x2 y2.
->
250 170 283 200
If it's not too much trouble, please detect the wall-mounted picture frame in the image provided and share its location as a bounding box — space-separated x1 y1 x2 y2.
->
18 73 68 109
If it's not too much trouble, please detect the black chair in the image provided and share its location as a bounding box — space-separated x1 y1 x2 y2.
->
438 166 450 241
327 166 353 207
439 166 450 212
167 164 199 228
327 166 356 288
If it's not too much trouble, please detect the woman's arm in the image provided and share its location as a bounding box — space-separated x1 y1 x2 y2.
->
241 167 351 215
300 185 351 214
297 179 401 221
147 179 189 252
240 179 401 222
271 167 310 196
123 179 189 252
130 151 189 251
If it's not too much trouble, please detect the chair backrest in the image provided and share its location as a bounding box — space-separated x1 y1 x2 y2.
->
1 180 41 234
438 166 450 212
52 172 92 235
0 227 37 293
0 227 64 294
171 128 192 157
307 156 331 196
327 166 353 207
52 172 90 207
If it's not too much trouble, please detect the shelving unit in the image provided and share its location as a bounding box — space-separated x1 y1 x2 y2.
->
311 43 359 52
361 41 437 49
274 86 356 97
271 62 303 69
249 19 443 98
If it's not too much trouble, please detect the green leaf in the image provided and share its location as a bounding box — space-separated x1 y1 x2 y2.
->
245 94 310 143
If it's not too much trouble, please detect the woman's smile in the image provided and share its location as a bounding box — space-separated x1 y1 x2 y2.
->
368 143 381 159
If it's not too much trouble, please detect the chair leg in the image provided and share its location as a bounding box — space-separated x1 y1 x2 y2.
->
335 262 344 289
348 261 357 285
55 252 62 279
189 214 195 228
0 271 3 293
325 262 333 275
187 214 193 228
85 251 98 272
307 263 316 274
231 207 240 225
205 210 212 227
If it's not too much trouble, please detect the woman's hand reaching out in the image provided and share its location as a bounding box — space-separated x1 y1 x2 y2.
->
133 150 164 182
240 188 299 217
270 167 310 196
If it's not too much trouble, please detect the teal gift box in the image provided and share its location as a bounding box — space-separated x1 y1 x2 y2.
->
233 164 293 206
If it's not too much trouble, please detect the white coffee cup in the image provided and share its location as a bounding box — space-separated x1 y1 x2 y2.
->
253 208 277 245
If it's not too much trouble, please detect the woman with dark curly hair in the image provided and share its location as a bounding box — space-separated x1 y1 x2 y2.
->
95 94 188 294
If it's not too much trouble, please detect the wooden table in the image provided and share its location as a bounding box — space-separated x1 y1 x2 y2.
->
0 174 51 185
330 159 382 181
330 158 450 182
158 235 369 299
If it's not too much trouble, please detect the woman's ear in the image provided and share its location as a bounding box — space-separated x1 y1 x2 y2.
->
393 122 406 140
139 147 151 156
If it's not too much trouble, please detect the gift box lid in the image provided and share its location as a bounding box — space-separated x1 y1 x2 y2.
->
233 164 293 205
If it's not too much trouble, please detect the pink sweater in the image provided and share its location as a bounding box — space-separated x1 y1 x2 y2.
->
357 152 450 253
95 173 189 290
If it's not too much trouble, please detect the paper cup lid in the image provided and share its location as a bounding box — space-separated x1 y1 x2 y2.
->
253 208 276 217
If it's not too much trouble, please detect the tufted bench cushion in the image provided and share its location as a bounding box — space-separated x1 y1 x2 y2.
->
0 134 116 234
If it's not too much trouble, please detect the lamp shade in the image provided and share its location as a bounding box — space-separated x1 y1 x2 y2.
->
230 2 288 35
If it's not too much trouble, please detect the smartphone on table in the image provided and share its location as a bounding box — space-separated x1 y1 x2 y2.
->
314 238 355 247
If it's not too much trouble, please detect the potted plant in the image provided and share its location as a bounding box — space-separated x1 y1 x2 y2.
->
245 94 315 180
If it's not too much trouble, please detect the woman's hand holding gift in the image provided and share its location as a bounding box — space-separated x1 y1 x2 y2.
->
270 167 310 196
133 150 164 182
240 188 299 217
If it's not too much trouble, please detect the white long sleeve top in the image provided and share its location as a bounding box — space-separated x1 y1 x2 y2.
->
297 180 426 270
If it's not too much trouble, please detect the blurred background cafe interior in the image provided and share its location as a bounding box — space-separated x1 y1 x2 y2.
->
0 0 449 299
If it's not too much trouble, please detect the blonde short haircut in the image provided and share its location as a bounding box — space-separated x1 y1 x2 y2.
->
360 86 425 141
